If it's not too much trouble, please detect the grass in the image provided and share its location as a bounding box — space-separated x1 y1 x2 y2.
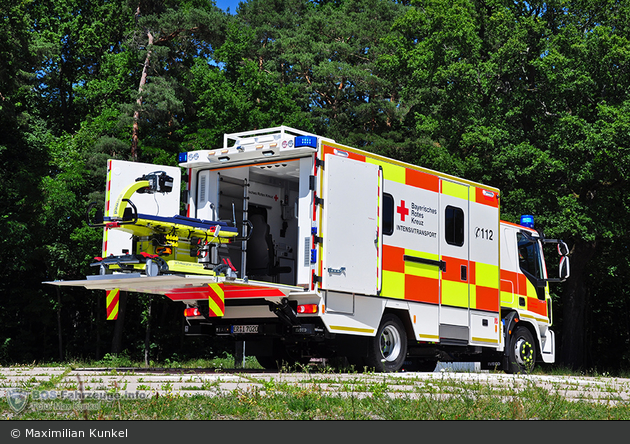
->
2 357 630 420
3 379 629 420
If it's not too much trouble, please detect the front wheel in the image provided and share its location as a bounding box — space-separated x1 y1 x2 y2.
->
506 326 536 374
365 314 407 372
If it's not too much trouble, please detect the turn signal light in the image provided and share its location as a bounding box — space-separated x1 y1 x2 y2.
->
184 308 201 317
297 304 318 314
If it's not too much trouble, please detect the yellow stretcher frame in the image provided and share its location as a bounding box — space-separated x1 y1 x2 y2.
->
86 171 242 319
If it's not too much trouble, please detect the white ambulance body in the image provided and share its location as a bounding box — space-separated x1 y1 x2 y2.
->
50 127 569 373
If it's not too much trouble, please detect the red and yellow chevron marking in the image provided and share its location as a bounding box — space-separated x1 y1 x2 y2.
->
106 288 119 320
207 283 225 317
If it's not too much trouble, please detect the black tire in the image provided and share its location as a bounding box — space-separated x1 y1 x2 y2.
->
506 326 536 374
365 314 408 372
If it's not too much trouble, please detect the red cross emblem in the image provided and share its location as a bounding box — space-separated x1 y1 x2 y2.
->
397 200 409 221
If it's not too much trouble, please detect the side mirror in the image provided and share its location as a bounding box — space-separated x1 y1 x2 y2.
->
557 240 569 257
559 255 570 281
542 238 570 283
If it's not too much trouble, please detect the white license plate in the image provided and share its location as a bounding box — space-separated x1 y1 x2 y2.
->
231 325 259 334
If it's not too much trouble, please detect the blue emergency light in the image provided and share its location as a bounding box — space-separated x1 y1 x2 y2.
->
520 215 535 228
178 152 188 163
295 135 317 148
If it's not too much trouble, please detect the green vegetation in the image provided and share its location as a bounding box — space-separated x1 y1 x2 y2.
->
1 0 630 374
2 362 629 420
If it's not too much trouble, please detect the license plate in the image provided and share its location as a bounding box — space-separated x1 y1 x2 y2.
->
231 325 259 334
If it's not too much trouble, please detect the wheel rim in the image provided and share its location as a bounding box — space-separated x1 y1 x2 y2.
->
514 336 534 369
380 324 402 362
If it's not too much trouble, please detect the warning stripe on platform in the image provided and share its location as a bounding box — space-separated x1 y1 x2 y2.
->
207 283 225 317
106 288 119 320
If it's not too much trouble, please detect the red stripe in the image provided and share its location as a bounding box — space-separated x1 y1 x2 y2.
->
165 287 212 301
405 274 439 304
322 144 366 162
441 256 470 283
500 269 529 296
222 285 285 298
475 285 500 312
406 168 439 192
382 244 405 273
528 298 548 317
475 187 499 208
165 284 285 301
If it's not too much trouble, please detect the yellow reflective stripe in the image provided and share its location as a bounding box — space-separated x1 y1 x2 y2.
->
419 334 439 341
520 313 548 324
476 262 499 288
366 158 406 184
329 325 374 334
404 250 440 279
441 280 468 307
472 337 499 344
166 260 217 275
441 180 468 200
381 270 405 299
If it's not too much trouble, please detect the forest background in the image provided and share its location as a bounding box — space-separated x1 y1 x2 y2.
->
1 0 629 373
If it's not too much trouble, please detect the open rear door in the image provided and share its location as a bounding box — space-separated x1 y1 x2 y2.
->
321 154 381 295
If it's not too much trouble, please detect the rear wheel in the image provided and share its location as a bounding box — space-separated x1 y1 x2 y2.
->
365 314 407 372
506 326 536 374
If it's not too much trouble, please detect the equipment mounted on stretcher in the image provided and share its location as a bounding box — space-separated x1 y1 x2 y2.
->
86 171 243 278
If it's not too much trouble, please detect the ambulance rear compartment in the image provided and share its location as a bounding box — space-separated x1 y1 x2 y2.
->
191 156 314 289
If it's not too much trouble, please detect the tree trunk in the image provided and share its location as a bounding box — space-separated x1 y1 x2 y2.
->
96 293 101 360
56 286 63 361
560 239 598 370
110 291 128 354
144 296 152 367
131 31 153 161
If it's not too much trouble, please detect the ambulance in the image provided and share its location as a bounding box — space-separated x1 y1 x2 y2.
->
48 126 570 373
